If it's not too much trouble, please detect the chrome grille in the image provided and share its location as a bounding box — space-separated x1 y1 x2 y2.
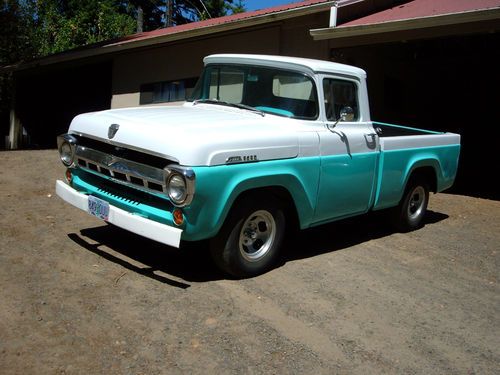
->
75 145 167 195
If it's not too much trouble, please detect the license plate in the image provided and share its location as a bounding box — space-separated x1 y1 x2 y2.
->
88 195 109 221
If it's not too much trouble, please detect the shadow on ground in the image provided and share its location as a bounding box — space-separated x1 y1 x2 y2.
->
69 210 448 284
285 210 447 261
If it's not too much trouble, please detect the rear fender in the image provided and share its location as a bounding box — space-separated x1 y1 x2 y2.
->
374 151 443 210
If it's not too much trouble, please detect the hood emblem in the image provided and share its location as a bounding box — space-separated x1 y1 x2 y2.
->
106 157 118 167
108 124 120 139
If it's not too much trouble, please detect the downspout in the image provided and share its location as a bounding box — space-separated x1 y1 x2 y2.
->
329 0 366 27
329 2 338 27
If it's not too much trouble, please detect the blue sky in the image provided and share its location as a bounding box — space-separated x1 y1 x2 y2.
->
245 0 298 11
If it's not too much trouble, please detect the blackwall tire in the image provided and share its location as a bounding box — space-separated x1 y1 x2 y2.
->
210 195 285 278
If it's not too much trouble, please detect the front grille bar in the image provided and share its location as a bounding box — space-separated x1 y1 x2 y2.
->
75 146 167 194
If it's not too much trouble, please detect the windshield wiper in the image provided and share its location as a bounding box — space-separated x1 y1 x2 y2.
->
193 99 265 117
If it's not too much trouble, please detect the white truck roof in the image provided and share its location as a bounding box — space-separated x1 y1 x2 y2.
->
204 54 367 79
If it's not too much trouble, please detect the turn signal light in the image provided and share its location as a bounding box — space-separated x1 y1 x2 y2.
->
65 169 73 184
173 208 184 226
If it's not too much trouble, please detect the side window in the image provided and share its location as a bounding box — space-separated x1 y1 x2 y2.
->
323 78 359 122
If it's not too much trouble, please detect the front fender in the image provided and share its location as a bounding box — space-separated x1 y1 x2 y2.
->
181 157 321 241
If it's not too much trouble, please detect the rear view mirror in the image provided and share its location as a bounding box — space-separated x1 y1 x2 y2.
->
340 106 354 122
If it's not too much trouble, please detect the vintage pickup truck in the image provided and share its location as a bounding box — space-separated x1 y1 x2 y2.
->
56 54 460 277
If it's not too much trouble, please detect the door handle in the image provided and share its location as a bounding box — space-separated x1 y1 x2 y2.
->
364 133 377 149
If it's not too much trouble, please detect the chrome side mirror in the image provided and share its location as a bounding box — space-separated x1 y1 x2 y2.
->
339 106 354 122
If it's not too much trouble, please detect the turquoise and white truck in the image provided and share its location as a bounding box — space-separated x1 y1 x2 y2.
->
56 54 460 277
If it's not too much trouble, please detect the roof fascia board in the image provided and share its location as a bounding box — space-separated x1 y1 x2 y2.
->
310 7 500 40
9 1 334 72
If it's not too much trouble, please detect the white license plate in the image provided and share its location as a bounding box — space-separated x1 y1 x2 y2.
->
88 196 109 221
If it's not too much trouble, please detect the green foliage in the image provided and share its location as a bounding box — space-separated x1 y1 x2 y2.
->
168 0 246 25
129 0 165 31
1 0 247 61
1 1 36 64
127 1 247 32
230 0 246 14
26 0 136 56
204 0 246 19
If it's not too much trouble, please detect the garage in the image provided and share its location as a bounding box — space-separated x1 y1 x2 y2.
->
14 60 112 148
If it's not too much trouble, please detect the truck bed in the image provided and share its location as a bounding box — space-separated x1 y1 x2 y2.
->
373 121 442 137
372 121 461 211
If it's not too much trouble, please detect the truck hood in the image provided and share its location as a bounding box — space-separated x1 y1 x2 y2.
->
69 103 299 166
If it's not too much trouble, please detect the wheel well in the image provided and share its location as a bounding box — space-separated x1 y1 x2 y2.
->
232 186 300 231
409 167 437 193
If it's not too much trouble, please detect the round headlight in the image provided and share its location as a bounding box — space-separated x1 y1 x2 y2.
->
60 141 74 166
167 173 187 204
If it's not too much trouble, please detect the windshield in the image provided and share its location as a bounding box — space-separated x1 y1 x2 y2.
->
188 64 318 120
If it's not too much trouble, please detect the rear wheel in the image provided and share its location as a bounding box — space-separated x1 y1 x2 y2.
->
210 195 285 278
392 178 429 232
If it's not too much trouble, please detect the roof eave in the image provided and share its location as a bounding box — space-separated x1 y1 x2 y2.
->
310 7 500 40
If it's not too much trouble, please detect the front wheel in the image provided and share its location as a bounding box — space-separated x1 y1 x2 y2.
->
392 178 429 232
210 195 285 278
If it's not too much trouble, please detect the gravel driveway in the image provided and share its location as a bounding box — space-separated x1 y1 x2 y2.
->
0 150 499 374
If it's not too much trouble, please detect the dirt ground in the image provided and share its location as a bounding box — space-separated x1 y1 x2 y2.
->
0 149 499 375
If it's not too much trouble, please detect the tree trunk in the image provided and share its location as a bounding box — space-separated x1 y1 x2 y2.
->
137 5 143 33
165 0 173 27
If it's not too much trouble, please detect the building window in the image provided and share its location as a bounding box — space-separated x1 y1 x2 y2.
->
140 78 198 104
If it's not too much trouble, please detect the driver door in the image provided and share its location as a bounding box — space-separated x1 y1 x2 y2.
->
313 76 379 223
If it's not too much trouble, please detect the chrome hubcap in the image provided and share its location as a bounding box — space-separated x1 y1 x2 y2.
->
408 186 425 220
239 210 276 262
